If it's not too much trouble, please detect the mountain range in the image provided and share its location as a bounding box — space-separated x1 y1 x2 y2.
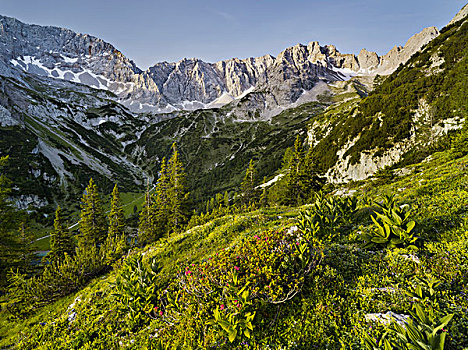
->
0 4 466 212
1 14 438 114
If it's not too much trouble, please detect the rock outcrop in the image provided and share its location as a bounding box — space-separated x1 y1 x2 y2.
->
448 3 468 25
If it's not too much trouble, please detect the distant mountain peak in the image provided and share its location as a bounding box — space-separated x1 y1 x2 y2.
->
0 14 439 114
448 3 468 26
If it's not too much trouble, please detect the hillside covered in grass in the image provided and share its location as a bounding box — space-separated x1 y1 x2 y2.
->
1 148 468 349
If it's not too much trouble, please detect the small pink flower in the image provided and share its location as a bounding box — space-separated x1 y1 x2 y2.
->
220 304 225 310
185 270 192 275
159 311 163 316
234 266 240 271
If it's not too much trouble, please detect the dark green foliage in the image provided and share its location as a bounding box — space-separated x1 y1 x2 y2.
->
79 178 107 247
240 159 259 206
16 222 35 275
138 184 157 244
107 184 125 238
48 206 74 263
276 137 323 205
259 177 269 208
0 156 23 291
167 143 190 231
138 144 190 243
360 195 418 249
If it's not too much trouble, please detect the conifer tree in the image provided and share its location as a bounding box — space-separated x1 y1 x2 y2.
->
166 143 190 232
153 157 171 237
104 184 128 259
49 206 74 262
241 159 258 206
223 191 229 208
260 177 269 208
138 182 156 244
108 184 125 238
281 136 322 205
17 222 35 274
0 156 21 289
79 178 107 247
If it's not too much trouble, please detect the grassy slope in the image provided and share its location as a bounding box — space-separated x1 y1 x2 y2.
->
1 151 467 349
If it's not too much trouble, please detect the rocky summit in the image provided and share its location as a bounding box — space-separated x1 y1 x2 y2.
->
1 15 437 114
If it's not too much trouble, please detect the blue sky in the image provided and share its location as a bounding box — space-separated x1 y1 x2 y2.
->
0 0 465 69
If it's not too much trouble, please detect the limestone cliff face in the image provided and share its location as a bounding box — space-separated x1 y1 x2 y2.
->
0 14 440 114
375 27 439 75
448 3 468 26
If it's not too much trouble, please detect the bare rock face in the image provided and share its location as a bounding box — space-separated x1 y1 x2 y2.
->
0 14 440 114
357 49 380 71
376 27 439 75
448 3 468 25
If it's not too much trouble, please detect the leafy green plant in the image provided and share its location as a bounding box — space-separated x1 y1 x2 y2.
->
361 195 418 249
298 192 359 242
110 253 161 327
406 275 441 303
206 275 255 343
385 303 453 350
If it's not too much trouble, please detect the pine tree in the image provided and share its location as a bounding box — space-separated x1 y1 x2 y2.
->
166 143 190 232
0 156 21 289
223 191 229 208
79 178 107 247
281 136 322 205
17 222 35 275
153 157 171 238
240 159 258 206
49 206 74 262
260 177 269 208
139 182 156 244
108 184 125 238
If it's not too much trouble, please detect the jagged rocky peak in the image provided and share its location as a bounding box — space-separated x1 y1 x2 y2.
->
376 26 439 74
448 3 468 25
357 49 380 71
0 14 441 114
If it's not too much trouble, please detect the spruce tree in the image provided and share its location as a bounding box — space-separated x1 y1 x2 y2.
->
240 159 258 206
260 177 269 208
138 183 156 244
108 184 125 238
79 178 107 247
281 136 322 205
0 156 21 289
223 191 229 208
49 205 74 262
166 143 190 232
17 222 35 274
153 157 171 238
104 184 128 259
